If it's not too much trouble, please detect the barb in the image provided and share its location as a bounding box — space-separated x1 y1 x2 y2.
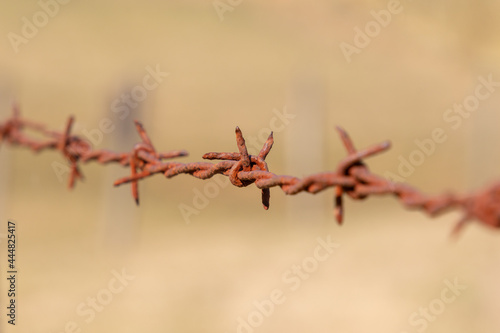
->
1 106 499 235
0 106 188 204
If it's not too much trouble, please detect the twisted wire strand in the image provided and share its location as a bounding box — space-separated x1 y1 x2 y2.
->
1 106 499 235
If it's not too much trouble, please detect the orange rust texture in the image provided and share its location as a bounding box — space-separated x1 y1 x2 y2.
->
1 105 499 235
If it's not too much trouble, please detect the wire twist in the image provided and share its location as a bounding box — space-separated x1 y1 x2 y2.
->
1 106 499 235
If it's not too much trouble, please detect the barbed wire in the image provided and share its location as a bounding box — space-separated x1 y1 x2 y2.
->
1 105 499 235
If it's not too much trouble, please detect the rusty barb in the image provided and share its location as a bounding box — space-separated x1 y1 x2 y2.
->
1 106 499 235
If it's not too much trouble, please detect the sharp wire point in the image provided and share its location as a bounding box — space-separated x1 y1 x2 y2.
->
1 109 498 236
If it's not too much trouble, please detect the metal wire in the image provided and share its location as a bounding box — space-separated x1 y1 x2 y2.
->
1 106 499 235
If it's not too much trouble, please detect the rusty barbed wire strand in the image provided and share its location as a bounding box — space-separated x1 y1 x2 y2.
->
1 106 499 235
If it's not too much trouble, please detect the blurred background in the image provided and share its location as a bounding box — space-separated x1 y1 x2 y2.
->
1 0 500 332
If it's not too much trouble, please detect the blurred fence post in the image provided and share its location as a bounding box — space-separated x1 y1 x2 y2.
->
100 84 144 254
285 72 328 225
467 71 500 188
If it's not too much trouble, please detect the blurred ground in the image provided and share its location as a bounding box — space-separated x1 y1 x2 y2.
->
1 0 500 332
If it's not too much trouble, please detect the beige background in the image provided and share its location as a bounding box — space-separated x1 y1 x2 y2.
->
1 0 500 332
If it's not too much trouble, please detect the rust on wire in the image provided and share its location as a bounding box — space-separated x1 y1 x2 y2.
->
1 106 499 235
